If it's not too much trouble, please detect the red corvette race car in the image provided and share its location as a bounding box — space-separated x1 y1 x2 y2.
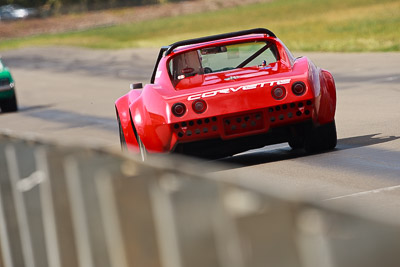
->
115 28 337 160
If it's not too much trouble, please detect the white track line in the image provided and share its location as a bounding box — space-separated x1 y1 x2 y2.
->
324 184 400 201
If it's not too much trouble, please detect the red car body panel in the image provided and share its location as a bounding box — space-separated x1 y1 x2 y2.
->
115 29 337 158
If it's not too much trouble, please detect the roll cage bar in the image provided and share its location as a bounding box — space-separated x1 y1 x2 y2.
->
150 28 277 83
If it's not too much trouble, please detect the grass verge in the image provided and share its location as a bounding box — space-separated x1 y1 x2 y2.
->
1 0 399 52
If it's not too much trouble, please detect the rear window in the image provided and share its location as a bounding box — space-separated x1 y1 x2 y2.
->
169 41 279 85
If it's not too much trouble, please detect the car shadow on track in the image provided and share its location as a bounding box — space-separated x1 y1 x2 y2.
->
337 134 400 150
19 107 117 132
18 105 54 113
213 133 400 170
0 105 53 115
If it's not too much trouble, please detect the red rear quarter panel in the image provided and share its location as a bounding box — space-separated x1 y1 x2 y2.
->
131 85 180 152
318 69 337 124
115 91 141 151
305 60 336 125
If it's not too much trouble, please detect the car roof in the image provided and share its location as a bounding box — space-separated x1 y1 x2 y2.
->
150 28 277 83
173 34 273 53
165 28 277 56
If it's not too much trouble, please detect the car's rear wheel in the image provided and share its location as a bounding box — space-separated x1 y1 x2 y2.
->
1 95 18 112
304 120 337 153
288 137 304 150
117 115 127 150
127 109 147 161
137 135 147 161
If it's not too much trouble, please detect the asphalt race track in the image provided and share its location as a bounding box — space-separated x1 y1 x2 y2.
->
1 47 400 219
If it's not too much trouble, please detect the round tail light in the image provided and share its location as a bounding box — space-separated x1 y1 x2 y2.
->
292 81 306 96
192 99 207 114
172 103 186 117
271 85 286 100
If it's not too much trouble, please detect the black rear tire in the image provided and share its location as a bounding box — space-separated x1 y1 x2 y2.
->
288 137 304 150
137 135 147 161
304 120 337 153
117 112 127 150
126 109 147 161
1 95 18 112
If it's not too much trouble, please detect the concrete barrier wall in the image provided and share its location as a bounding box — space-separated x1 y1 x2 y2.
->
1 132 400 267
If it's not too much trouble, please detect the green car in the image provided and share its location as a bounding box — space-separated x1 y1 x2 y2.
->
0 58 18 112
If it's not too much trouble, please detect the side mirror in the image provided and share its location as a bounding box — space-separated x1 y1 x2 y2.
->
130 83 143 90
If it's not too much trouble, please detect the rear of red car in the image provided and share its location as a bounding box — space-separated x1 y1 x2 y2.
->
116 29 336 158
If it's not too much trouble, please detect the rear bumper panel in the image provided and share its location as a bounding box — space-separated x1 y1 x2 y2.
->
171 98 314 145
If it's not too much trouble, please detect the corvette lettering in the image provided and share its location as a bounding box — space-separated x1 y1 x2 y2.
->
187 79 291 100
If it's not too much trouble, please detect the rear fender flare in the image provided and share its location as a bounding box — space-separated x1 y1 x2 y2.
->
115 94 139 151
129 100 170 153
129 88 175 153
317 69 337 125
